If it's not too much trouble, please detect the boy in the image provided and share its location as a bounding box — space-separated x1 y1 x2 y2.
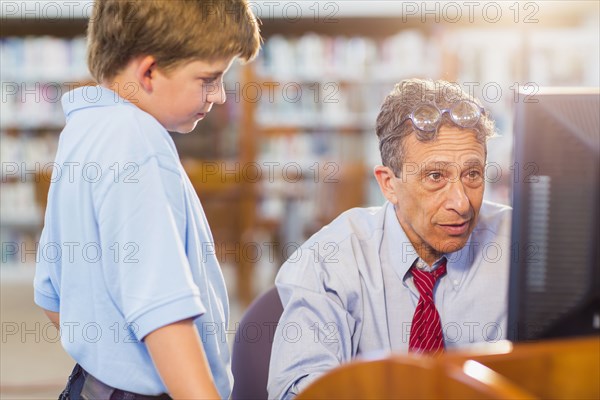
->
33 1 260 399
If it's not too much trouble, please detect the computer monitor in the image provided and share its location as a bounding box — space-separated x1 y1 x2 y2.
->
507 87 600 341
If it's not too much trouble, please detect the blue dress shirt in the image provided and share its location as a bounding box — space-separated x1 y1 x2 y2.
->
267 201 512 399
33 86 232 397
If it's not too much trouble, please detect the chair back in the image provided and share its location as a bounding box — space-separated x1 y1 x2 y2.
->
231 287 283 400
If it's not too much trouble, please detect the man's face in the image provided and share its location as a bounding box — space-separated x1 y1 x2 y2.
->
386 125 486 264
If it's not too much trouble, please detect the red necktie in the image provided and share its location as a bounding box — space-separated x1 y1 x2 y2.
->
409 260 447 355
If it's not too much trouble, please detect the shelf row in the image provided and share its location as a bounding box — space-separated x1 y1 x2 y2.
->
4 24 598 131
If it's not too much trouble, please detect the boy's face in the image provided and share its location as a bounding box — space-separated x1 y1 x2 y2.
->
150 57 234 133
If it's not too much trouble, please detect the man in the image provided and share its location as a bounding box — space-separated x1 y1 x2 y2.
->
267 79 511 399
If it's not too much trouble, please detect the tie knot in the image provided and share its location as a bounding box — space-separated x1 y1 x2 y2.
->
411 260 447 298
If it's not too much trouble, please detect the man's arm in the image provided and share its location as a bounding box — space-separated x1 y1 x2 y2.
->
144 318 220 400
267 290 357 399
267 249 359 399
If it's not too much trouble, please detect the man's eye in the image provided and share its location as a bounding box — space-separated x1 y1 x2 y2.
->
466 170 482 180
427 172 443 181
201 77 218 84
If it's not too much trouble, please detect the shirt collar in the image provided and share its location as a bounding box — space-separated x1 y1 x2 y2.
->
380 201 478 285
61 85 133 120
380 202 419 284
414 256 447 272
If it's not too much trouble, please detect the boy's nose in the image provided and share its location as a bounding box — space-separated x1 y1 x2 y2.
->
206 82 226 105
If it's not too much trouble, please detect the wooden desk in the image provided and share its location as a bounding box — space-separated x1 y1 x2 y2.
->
297 337 599 399
444 336 600 399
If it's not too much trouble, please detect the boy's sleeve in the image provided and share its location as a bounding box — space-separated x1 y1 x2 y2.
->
33 226 60 312
96 155 205 341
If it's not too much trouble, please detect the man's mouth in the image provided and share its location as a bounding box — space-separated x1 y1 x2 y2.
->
438 221 470 235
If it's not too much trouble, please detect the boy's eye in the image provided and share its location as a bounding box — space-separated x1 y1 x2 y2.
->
199 77 219 84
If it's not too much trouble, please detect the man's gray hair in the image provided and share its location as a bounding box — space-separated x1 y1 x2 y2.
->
376 78 496 175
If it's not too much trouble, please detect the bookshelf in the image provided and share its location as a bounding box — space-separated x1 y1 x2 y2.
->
230 9 599 304
0 22 254 290
1 35 87 271
1 3 598 306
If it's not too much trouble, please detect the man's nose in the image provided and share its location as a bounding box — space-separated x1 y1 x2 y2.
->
445 179 470 216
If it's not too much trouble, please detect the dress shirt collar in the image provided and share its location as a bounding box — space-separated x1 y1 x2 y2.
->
414 256 447 272
380 201 478 288
380 202 418 285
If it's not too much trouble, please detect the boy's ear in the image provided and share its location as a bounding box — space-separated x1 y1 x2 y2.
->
374 165 399 204
135 55 158 93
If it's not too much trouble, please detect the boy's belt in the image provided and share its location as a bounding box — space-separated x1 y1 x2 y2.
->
79 365 171 400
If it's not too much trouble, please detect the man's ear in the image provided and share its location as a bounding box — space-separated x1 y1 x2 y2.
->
374 165 400 204
134 55 157 93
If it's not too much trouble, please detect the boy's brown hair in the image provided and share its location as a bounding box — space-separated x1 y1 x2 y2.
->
87 0 261 83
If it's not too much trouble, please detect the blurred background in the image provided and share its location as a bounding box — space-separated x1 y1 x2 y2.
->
1 1 599 398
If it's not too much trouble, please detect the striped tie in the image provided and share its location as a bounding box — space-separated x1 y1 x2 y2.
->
409 260 447 355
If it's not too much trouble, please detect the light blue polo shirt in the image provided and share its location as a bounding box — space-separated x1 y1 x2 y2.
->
33 86 232 397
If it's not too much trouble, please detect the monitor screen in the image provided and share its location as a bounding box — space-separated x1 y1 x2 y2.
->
508 87 600 341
